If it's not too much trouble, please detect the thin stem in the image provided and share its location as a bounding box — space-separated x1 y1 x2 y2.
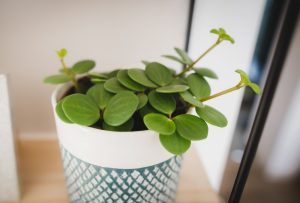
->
200 82 244 102
60 58 80 92
176 39 222 77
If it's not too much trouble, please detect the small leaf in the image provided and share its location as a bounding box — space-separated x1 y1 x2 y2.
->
137 94 148 109
72 60 95 74
55 99 72 123
128 68 158 88
104 77 128 93
248 82 261 94
139 104 159 118
91 78 107 84
44 74 71 84
159 132 191 155
196 105 227 127
162 55 186 64
194 68 218 79
62 94 100 126
103 91 139 126
148 91 176 115
144 113 176 135
210 29 219 35
56 48 67 58
187 73 211 99
173 114 208 140
145 62 173 86
107 69 120 78
174 47 193 65
170 77 187 85
179 91 203 108
87 84 113 110
156 85 189 93
89 72 108 79
117 70 146 92
103 118 134 132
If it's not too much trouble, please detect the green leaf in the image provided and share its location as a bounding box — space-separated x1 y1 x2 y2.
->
162 55 186 65
187 73 211 99
62 94 100 126
248 82 261 94
174 47 193 65
210 29 219 35
235 69 261 94
194 68 218 79
103 91 139 126
139 104 159 118
210 28 235 44
55 99 72 123
179 91 203 108
173 114 208 140
91 78 107 84
137 94 148 109
117 70 146 92
56 48 67 59
156 85 189 93
159 132 191 155
128 68 158 88
145 62 173 86
106 69 120 78
196 105 227 127
170 77 187 85
148 91 176 115
103 118 134 132
44 74 71 84
141 60 151 66
104 77 128 93
87 84 113 110
89 72 108 79
72 60 95 74
144 113 176 135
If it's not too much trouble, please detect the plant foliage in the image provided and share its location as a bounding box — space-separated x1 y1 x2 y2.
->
45 28 261 155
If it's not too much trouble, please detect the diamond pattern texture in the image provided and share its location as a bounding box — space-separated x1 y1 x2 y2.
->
61 147 182 203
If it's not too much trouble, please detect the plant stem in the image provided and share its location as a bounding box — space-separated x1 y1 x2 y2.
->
176 39 222 77
60 58 80 92
200 82 244 102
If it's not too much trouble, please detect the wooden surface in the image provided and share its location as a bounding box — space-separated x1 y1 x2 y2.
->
1 140 220 203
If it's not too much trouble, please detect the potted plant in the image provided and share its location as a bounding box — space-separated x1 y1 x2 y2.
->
45 28 261 203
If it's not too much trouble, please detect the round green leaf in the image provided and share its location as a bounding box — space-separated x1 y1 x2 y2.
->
173 114 208 140
72 60 95 74
148 91 176 115
127 68 158 88
144 113 176 135
55 99 72 123
156 85 189 93
104 77 128 93
103 91 139 126
159 132 191 155
87 84 113 110
117 70 146 92
196 105 227 127
179 91 203 108
62 94 100 126
102 118 134 132
194 68 218 79
187 73 211 99
44 74 71 84
145 62 173 86
137 94 148 109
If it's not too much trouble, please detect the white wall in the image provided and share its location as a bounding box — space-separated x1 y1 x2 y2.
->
0 0 189 139
188 0 265 191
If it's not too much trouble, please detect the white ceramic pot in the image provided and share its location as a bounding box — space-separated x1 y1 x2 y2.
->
51 84 183 203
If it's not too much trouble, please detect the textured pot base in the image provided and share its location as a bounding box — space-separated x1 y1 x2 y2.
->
61 146 183 203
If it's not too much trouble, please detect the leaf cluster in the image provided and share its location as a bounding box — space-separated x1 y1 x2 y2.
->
44 28 261 155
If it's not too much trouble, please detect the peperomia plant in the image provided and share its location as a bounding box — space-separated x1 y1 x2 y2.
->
44 28 261 155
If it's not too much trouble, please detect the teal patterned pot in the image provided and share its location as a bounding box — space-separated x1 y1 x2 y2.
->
52 84 183 203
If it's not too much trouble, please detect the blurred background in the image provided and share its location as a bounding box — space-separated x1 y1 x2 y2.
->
0 0 299 202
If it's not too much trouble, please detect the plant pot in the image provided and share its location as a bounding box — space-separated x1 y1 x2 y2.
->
51 84 183 203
